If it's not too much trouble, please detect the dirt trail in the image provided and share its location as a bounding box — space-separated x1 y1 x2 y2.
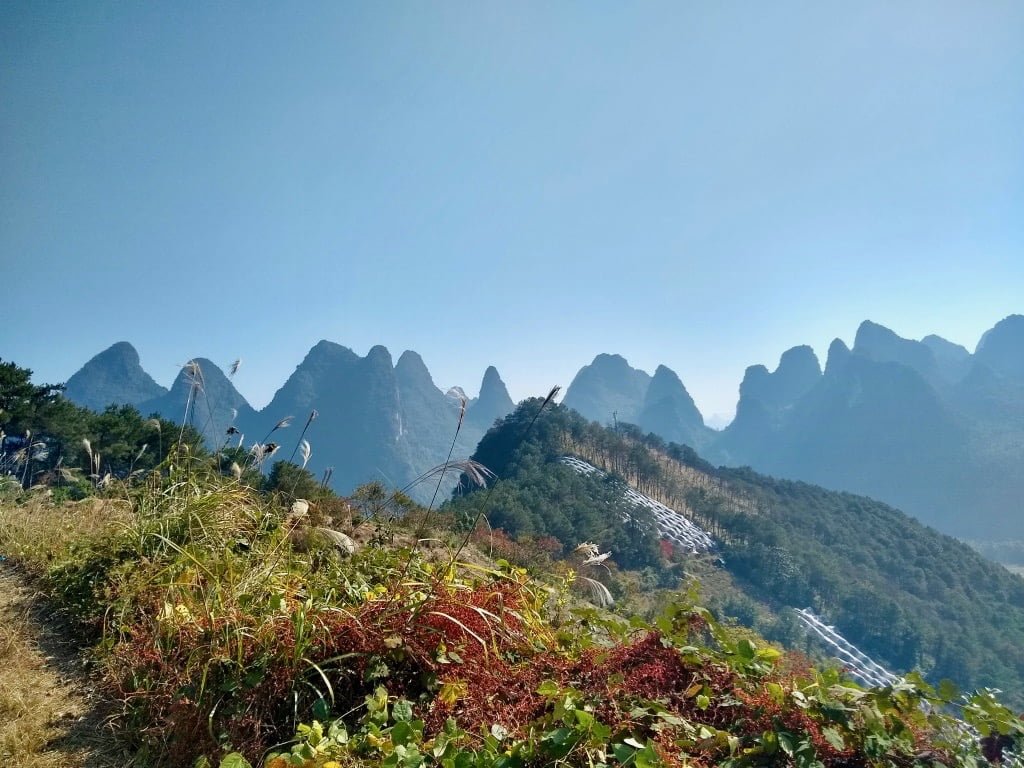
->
0 562 125 767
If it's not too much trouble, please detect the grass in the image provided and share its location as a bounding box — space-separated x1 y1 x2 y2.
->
0 495 132 571
1 444 1022 767
0 564 123 767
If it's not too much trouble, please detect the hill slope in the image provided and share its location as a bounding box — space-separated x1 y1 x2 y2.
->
450 400 1024 707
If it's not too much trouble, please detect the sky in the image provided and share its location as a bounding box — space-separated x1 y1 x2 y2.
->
2 1 1022 425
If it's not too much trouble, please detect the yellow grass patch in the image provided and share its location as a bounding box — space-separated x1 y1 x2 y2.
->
0 565 124 767
0 497 131 574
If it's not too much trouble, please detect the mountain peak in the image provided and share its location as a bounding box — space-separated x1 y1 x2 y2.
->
590 353 633 370
636 364 705 443
824 338 851 377
975 314 1024 379
853 320 936 380
853 319 897 349
366 345 393 368
738 346 821 411
479 365 508 396
395 350 435 389
467 365 515 430
562 353 651 425
921 335 972 382
140 357 252 445
64 341 167 412
778 344 820 371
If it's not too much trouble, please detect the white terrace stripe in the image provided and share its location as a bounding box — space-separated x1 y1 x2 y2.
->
559 456 716 553
795 607 900 688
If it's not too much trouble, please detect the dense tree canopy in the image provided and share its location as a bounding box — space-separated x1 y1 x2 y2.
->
1 358 201 488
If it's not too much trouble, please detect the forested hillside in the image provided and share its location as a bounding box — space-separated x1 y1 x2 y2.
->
449 400 1024 707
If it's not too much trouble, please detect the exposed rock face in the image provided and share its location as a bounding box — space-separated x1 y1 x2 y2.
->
64 342 167 411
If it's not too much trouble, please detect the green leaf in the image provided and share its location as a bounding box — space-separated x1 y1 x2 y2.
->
218 755 252 768
542 727 577 759
737 638 755 660
392 720 415 747
393 698 414 723
634 744 661 768
537 679 560 697
312 696 330 722
938 679 960 702
613 742 638 763
822 727 845 751
778 732 796 757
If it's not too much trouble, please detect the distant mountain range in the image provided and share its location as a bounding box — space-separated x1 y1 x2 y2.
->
64 340 513 502
61 314 1023 541
562 315 1024 542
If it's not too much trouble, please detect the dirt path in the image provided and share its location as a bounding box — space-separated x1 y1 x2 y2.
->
0 562 125 767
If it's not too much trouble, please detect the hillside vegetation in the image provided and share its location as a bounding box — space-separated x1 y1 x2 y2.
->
3 360 1024 767
448 400 1024 708
2 458 1023 768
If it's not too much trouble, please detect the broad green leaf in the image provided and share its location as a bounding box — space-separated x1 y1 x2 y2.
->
393 698 414 723
537 679 560 697
392 720 415 747
822 727 845 751
737 638 755 660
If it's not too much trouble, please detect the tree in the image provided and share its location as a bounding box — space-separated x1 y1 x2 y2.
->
265 460 323 501
0 359 64 433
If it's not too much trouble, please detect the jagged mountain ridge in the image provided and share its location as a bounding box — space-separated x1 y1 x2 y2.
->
708 316 1024 539
559 315 1024 542
62 314 1023 538
63 340 515 502
563 354 712 450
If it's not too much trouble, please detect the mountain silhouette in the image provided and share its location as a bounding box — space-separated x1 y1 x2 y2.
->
64 342 167 411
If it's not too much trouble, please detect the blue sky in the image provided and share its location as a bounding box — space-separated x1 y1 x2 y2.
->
2 2 1022 423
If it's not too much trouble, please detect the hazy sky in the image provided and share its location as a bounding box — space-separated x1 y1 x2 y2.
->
2 2 1022 423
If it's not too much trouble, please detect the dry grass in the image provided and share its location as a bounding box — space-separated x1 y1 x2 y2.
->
0 564 124 767
0 496 131 574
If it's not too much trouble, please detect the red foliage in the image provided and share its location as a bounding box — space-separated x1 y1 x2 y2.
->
110 580 539 762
